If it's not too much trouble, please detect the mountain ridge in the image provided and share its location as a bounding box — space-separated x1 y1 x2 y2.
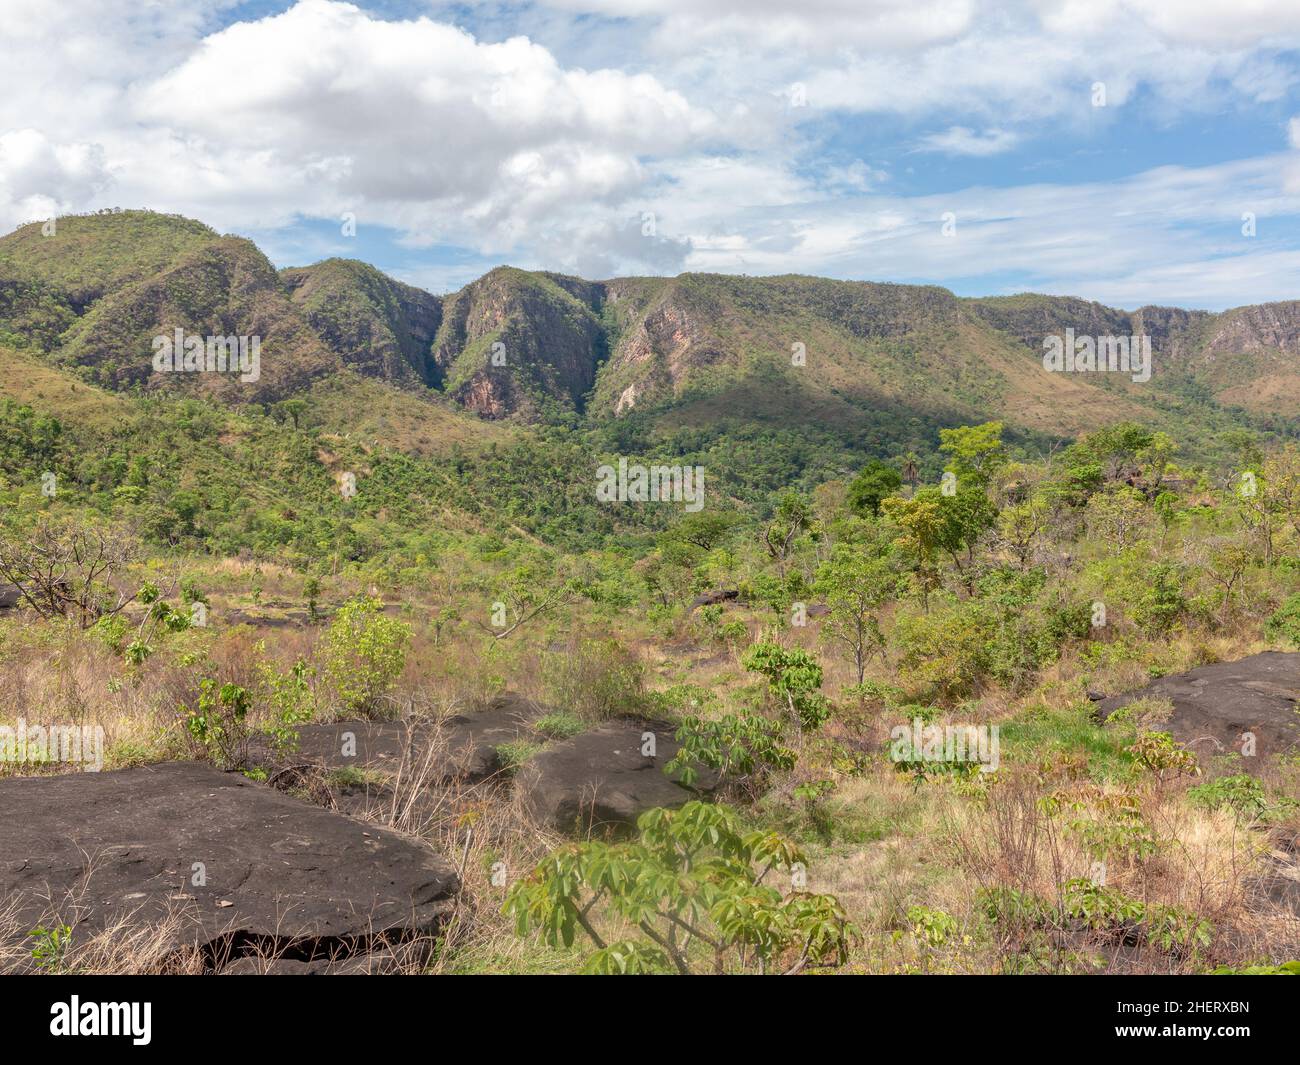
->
0 211 1296 446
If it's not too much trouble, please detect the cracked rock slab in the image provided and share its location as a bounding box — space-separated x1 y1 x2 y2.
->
0 761 459 972
1095 651 1300 769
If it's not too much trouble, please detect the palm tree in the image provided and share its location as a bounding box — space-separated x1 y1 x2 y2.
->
901 452 920 492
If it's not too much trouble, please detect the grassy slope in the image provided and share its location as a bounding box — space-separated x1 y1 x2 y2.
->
0 343 127 428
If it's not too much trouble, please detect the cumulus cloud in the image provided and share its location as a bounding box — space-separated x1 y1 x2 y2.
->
1 0 1300 305
0 130 111 231
123 0 718 245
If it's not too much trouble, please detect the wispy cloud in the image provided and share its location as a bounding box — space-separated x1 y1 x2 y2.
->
913 126 1020 156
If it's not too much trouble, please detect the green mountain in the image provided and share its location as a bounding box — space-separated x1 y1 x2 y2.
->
1 210 1297 454
282 258 442 387
430 266 607 419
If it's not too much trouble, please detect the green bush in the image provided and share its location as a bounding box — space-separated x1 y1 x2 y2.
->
322 595 411 716
183 679 253 770
892 602 991 700
1129 563 1187 635
1265 594 1300 648
742 641 830 732
534 710 587 740
505 802 857 974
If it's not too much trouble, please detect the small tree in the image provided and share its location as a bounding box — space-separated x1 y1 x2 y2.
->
813 542 894 684
666 712 796 798
0 514 140 627
763 490 814 579
881 494 945 610
847 460 902 517
505 802 857 974
939 421 1005 485
742 641 830 738
997 498 1049 570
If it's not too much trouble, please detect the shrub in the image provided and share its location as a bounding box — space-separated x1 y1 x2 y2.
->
892 602 991 700
542 637 648 721
1188 774 1296 821
1129 563 1187 635
742 641 830 732
259 658 317 754
183 679 253 770
666 712 796 792
1126 730 1199 779
1265 594 1300 648
505 802 857 974
534 710 587 740
322 596 411 716
495 740 542 772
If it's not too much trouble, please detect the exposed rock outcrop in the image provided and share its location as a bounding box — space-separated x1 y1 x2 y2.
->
1095 651 1300 769
0 761 460 973
518 720 716 835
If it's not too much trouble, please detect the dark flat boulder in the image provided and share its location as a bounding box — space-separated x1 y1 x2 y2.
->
518 720 715 835
250 691 544 785
1095 651 1300 768
0 761 459 972
689 588 739 611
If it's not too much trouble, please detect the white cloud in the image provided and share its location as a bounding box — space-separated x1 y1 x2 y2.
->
640 151 1300 308
122 0 717 251
914 127 1020 156
1 0 1300 303
532 0 976 51
0 130 111 231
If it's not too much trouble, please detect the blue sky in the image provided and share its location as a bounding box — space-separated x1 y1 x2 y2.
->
3 0 1300 308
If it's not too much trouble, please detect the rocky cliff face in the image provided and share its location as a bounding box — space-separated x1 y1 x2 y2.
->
283 258 442 387
431 267 607 419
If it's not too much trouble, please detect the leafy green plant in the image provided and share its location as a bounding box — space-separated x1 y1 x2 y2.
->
905 905 960 948
1066 793 1159 865
1129 563 1187 635
977 885 1053 931
1061 877 1145 930
1188 774 1296 821
322 595 411 716
1126 730 1199 779
534 710 587 740
495 740 542 772
1265 594 1300 648
259 658 317 754
183 679 253 770
27 924 72 971
1061 878 1212 957
1209 960 1300 975
505 802 857 975
742 641 830 734
666 712 795 793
